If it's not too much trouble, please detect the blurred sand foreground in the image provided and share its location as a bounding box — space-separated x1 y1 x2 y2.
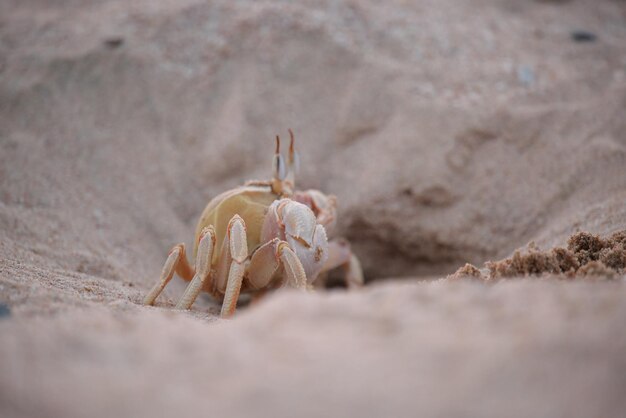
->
1 0 625 417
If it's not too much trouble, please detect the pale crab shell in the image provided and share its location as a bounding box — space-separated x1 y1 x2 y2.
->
193 185 328 283
193 185 278 263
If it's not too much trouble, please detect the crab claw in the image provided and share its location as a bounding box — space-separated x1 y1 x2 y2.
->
293 189 338 235
297 223 328 282
262 199 329 283
278 199 317 246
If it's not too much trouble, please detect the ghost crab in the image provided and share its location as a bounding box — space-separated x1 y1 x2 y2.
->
143 130 363 317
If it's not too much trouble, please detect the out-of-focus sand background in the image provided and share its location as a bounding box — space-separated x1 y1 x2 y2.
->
1 1 625 417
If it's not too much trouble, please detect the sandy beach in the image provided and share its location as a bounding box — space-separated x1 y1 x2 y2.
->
1 0 625 416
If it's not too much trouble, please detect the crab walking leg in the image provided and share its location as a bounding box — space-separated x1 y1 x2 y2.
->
143 243 194 306
321 239 364 289
175 227 216 310
220 215 248 318
246 238 307 290
344 254 364 289
246 239 282 289
277 242 308 289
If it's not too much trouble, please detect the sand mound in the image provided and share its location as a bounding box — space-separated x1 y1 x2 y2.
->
450 230 626 280
2 280 626 418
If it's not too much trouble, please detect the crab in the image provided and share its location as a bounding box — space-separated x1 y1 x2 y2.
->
143 130 363 317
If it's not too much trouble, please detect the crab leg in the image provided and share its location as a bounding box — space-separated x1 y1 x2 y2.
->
220 215 248 318
277 242 308 289
344 254 364 288
247 239 308 291
321 239 364 289
143 243 195 306
175 226 216 310
246 239 282 290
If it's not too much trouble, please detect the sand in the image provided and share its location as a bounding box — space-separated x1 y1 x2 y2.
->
448 230 626 280
1 0 626 417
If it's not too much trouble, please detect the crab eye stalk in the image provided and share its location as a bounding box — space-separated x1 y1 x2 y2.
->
273 135 287 181
292 150 301 174
273 154 287 180
288 129 301 174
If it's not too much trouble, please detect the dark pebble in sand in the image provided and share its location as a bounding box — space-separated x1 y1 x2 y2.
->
0 303 11 318
571 31 597 43
104 37 124 49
